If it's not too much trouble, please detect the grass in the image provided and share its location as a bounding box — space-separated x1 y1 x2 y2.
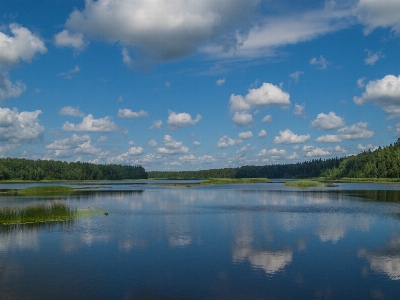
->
201 178 270 185
284 180 325 188
0 202 77 225
336 178 400 183
2 186 74 196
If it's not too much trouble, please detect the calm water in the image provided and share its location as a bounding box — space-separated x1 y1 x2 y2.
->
0 181 400 299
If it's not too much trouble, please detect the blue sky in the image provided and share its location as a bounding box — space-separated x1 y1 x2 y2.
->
1 0 400 171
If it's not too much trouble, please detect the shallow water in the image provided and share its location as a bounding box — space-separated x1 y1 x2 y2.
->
0 181 400 299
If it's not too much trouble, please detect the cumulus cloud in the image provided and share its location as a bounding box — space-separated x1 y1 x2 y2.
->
315 134 342 143
337 122 374 140
62 114 120 132
148 139 157 147
108 147 144 164
261 114 273 123
354 0 400 35
293 103 305 117
0 72 26 100
311 111 345 130
179 154 216 165
303 146 331 157
287 152 299 160
0 23 47 68
61 0 257 61
232 112 254 126
117 108 149 119
357 143 378 151
59 106 85 117
357 77 367 88
0 107 44 153
45 134 107 159
256 148 286 157
274 129 310 144
258 129 267 138
238 131 253 139
193 141 201 147
156 135 189 154
310 55 330 69
229 82 290 112
149 120 163 129
353 75 400 118
217 135 243 148
54 29 86 50
364 49 384 65
167 110 202 129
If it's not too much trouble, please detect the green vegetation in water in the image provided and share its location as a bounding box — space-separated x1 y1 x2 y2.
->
284 180 325 188
201 178 270 185
0 202 77 225
336 178 400 183
3 186 75 196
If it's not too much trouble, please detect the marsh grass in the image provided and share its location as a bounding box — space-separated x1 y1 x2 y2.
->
3 186 74 196
284 180 325 188
0 203 77 225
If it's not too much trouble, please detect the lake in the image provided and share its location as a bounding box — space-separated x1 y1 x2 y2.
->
0 180 400 299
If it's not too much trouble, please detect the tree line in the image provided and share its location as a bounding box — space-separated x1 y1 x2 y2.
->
0 158 148 181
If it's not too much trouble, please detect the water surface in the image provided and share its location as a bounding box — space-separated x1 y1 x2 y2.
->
0 181 399 299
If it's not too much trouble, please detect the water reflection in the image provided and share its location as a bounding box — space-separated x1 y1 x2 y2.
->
359 235 400 280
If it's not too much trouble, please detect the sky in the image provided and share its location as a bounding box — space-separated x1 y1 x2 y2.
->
0 0 400 171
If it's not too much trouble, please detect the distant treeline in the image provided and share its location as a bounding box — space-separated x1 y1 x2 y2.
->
148 168 238 179
327 139 400 179
0 158 148 181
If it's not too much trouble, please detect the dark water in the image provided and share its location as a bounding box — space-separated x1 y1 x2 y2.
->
0 181 400 299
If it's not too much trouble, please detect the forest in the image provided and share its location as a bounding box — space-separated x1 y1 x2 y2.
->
0 158 148 181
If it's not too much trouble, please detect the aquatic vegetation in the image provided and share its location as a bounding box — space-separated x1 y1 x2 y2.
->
0 203 77 225
284 180 325 188
3 186 74 196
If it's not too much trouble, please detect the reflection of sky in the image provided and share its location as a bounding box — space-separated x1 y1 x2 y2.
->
359 236 400 281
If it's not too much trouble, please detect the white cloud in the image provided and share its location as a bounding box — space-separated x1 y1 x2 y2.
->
107 147 144 164
59 106 85 117
274 129 310 144
193 141 201 147
311 111 345 130
179 154 216 165
216 135 243 148
257 148 286 157
315 134 342 143
0 107 43 153
238 131 253 139
357 77 367 88
45 134 106 158
261 114 273 123
310 55 329 69
304 146 331 157
117 108 149 119
287 152 299 160
229 82 290 112
357 143 378 151
337 122 374 140
258 129 267 138
289 71 304 83
364 49 384 65
232 112 253 126
293 103 306 117
353 74 400 118
216 78 226 86
99 136 108 142
149 119 163 129
0 23 47 68
167 110 202 129
62 0 256 61
54 29 86 50
354 0 400 35
57 65 80 79
148 139 157 147
62 114 120 132
0 72 26 100
156 135 189 154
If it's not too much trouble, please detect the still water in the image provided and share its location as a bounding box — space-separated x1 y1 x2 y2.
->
0 180 400 299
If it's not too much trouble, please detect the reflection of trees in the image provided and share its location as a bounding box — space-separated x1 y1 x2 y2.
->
358 236 400 280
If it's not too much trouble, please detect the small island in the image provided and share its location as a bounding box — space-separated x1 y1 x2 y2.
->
283 180 325 188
